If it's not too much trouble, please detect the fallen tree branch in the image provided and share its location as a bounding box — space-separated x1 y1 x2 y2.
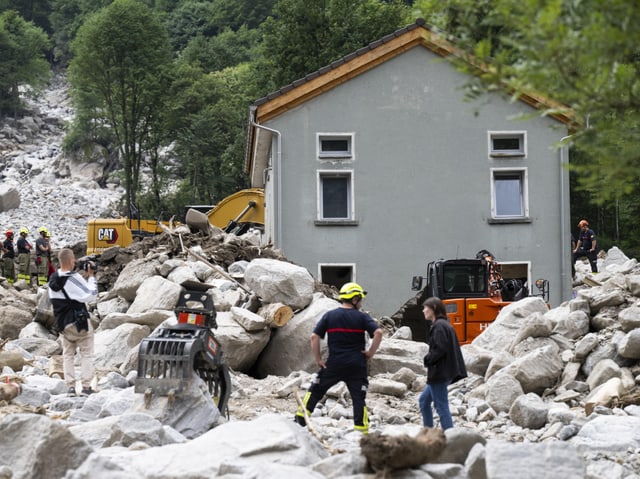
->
178 234 254 295
293 387 342 455
258 303 294 328
159 219 177 248
360 427 447 472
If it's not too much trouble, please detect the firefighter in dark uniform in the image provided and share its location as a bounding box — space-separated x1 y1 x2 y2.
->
573 219 598 274
1 230 15 283
35 226 52 285
295 282 383 434
16 227 32 282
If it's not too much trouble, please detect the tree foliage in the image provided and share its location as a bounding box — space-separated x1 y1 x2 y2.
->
165 0 275 52
258 0 412 90
165 62 261 209
180 25 259 73
49 0 113 63
68 0 173 212
207 0 276 31
166 0 219 51
0 0 53 33
0 9 50 117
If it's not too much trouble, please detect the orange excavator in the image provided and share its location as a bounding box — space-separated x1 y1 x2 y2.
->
393 250 549 344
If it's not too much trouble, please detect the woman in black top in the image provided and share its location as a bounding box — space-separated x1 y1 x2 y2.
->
419 297 467 429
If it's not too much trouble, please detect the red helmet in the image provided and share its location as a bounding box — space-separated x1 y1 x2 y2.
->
578 219 589 228
5 230 13 238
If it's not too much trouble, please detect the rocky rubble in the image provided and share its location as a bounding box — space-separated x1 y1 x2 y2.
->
1 77 640 479
0 74 121 247
0 233 639 478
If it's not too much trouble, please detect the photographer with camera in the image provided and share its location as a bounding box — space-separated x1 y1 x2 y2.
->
48 248 98 396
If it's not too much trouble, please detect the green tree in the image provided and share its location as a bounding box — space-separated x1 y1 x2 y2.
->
208 0 276 31
49 0 113 64
144 0 181 12
0 0 53 33
258 0 411 90
180 25 259 73
0 9 50 117
49 0 82 64
165 0 275 52
166 62 260 209
68 0 173 212
165 0 219 51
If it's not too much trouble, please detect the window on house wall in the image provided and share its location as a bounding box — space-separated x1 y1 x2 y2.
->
488 131 526 157
319 264 354 291
318 133 353 159
500 262 531 294
491 168 528 219
318 170 354 220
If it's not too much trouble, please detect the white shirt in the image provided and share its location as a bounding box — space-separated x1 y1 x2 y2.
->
48 270 98 303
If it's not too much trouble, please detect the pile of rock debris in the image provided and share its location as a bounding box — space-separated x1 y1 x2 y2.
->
0 228 639 479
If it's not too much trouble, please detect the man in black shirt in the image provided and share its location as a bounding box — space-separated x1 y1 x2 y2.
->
295 282 382 434
573 219 598 274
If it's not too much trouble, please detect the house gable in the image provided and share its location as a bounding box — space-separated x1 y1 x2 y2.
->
252 19 572 126
246 19 572 186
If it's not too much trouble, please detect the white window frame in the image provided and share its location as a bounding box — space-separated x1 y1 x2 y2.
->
318 262 356 288
500 261 531 287
317 169 354 221
488 131 526 158
490 167 529 219
317 133 354 160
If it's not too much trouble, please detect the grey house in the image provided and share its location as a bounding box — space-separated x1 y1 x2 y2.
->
245 19 573 317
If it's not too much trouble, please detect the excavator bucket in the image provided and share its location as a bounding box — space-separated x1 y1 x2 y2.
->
185 208 211 236
135 291 231 415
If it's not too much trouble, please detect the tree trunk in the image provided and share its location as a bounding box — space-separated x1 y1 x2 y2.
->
0 351 24 372
0 382 22 402
258 303 294 328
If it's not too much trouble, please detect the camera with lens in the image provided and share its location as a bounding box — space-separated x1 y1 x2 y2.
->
77 258 97 273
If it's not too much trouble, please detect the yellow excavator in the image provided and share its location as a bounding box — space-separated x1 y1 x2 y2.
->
86 188 264 255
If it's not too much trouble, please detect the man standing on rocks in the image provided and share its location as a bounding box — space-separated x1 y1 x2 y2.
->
35 226 52 285
295 282 382 434
419 297 467 430
16 227 32 282
573 219 598 274
1 230 15 284
48 248 98 396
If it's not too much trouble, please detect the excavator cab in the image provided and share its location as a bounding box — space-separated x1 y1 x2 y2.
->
418 258 508 344
399 250 545 345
